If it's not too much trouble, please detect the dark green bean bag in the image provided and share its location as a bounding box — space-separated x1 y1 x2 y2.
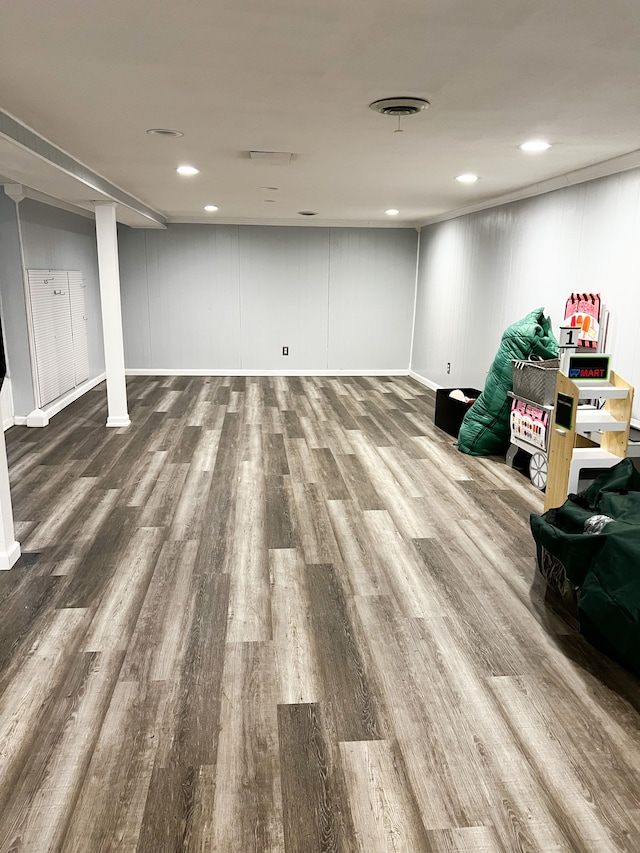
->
530 459 640 676
457 308 558 456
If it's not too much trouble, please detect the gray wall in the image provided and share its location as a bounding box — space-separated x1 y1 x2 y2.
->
119 225 418 372
0 192 35 415
20 199 105 378
328 229 417 370
411 167 640 420
239 227 329 370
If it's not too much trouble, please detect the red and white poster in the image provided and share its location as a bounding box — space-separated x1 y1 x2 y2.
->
564 293 600 349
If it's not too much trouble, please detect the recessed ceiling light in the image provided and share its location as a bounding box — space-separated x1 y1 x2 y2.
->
264 199 277 203
176 164 199 176
385 208 400 216
520 139 551 152
298 211 318 216
261 186 279 191
455 173 479 183
204 205 218 212
146 128 184 138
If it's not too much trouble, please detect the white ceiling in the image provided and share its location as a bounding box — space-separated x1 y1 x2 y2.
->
2 0 640 228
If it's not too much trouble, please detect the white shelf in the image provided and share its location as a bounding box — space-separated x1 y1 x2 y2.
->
575 408 628 432
575 381 629 400
571 446 621 463
568 447 623 493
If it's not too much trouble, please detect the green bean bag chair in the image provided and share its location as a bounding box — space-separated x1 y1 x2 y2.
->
530 459 640 676
457 308 558 456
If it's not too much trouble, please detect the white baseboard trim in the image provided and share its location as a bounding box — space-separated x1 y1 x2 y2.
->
14 373 106 428
126 368 410 377
0 539 21 570
44 373 106 420
3 417 14 431
409 370 440 391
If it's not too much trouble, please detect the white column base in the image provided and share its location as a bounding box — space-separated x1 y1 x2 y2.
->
26 408 50 427
0 539 21 570
106 415 131 428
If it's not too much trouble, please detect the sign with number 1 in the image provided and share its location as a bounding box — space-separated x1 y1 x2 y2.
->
559 325 580 348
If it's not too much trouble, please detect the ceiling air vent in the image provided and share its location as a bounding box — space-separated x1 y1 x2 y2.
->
249 151 293 166
368 97 430 116
146 128 184 137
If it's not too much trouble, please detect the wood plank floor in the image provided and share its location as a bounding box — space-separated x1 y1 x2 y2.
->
1 375 640 852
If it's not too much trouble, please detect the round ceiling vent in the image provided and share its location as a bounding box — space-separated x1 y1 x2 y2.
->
146 128 184 138
368 97 430 116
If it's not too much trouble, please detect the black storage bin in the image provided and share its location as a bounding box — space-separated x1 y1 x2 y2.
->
434 388 480 438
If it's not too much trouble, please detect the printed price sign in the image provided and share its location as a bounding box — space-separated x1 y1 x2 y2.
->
510 398 549 451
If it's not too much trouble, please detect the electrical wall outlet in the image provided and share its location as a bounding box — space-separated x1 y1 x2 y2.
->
446 362 451 374
282 346 289 356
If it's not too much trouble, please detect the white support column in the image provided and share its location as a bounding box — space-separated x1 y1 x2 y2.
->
94 202 130 427
0 422 20 570
4 184 48 427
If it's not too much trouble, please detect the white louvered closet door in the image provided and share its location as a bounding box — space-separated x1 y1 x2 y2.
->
68 271 90 386
27 270 81 407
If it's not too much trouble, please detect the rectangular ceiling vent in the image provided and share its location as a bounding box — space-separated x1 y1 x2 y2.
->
249 150 293 166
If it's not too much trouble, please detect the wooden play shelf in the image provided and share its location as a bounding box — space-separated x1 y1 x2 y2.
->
544 370 634 512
